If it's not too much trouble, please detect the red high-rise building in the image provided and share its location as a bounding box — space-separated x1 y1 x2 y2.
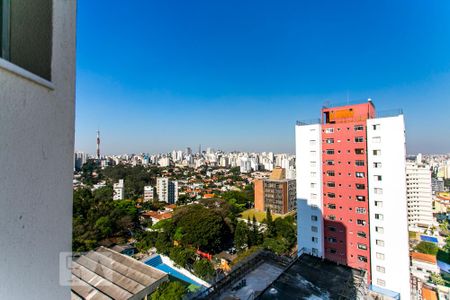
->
296 100 411 298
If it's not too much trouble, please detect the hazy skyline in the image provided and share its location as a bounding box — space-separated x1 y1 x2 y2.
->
75 1 450 155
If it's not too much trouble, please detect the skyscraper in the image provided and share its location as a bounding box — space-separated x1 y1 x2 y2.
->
295 100 410 299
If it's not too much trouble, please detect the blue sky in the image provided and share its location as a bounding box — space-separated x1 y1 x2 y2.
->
75 1 450 154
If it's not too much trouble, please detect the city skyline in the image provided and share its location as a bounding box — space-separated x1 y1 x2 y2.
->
75 1 450 154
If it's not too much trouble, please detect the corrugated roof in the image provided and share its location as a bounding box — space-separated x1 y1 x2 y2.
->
71 246 168 300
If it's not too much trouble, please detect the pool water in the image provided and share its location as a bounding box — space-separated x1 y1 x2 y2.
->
145 255 202 287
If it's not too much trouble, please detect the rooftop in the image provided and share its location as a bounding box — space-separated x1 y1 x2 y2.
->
71 246 168 300
257 254 366 300
411 252 437 264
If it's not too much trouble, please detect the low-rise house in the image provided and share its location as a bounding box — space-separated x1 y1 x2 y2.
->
411 252 440 282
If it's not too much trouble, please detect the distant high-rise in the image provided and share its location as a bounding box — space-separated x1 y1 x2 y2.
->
296 100 410 299
198 144 202 155
96 130 101 160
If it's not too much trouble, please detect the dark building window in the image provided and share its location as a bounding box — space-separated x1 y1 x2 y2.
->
0 0 52 80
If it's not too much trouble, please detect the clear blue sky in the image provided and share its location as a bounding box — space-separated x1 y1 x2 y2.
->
75 0 450 155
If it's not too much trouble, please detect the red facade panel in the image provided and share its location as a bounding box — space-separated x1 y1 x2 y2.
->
321 102 375 282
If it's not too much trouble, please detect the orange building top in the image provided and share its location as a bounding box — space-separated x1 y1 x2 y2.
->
410 252 437 264
203 193 215 199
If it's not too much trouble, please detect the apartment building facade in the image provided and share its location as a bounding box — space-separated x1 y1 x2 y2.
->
406 160 434 231
254 167 296 214
113 179 125 200
0 1 77 299
144 185 155 202
156 177 178 204
296 101 410 299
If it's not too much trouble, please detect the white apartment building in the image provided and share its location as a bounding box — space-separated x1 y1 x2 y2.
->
113 179 125 200
144 185 154 202
156 177 178 204
366 115 411 299
296 102 410 299
406 160 433 231
0 1 77 299
410 252 439 283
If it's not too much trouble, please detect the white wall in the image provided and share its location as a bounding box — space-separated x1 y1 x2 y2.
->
0 1 76 299
296 123 324 257
367 115 411 299
406 161 433 230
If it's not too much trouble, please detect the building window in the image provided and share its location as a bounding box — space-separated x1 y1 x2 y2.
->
374 175 382 181
310 140 317 146
310 183 317 188
376 226 384 233
328 215 336 221
375 201 383 207
376 252 385 260
375 214 383 220
374 188 383 195
327 237 337 243
373 150 381 156
312 248 319 255
358 255 368 262
327 193 336 198
327 170 335 177
328 226 336 232
373 124 380 131
311 226 318 233
0 0 53 80
374 162 382 168
376 266 386 273
355 137 364 143
357 219 366 226
325 138 334 144
328 203 336 209
355 148 365 155
312 237 319 243
355 160 365 166
329 248 337 254
354 125 364 131
356 195 366 202
311 193 318 200
377 279 386 287
326 160 335 165
357 243 367 250
357 231 366 238
326 149 335 155
356 184 365 190
356 207 366 214
372 136 381 143
355 172 365 178
310 161 317 167
325 128 334 133
327 182 335 188
376 240 385 247
311 215 318 221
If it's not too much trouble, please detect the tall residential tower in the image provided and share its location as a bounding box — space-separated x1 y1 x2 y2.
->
296 100 410 299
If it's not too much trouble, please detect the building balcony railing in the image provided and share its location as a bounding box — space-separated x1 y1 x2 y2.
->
296 119 321 126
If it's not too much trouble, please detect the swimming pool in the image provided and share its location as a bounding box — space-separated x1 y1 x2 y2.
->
145 255 202 287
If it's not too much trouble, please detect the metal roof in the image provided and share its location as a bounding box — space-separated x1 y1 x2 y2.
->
71 246 168 300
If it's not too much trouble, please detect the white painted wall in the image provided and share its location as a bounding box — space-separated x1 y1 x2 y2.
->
296 123 324 257
0 1 76 299
367 115 411 299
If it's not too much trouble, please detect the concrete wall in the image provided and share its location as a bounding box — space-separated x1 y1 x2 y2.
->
0 1 77 299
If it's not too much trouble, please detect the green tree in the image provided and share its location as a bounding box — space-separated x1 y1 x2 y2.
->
415 241 439 255
193 259 215 280
234 221 249 251
265 208 275 237
150 281 186 300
